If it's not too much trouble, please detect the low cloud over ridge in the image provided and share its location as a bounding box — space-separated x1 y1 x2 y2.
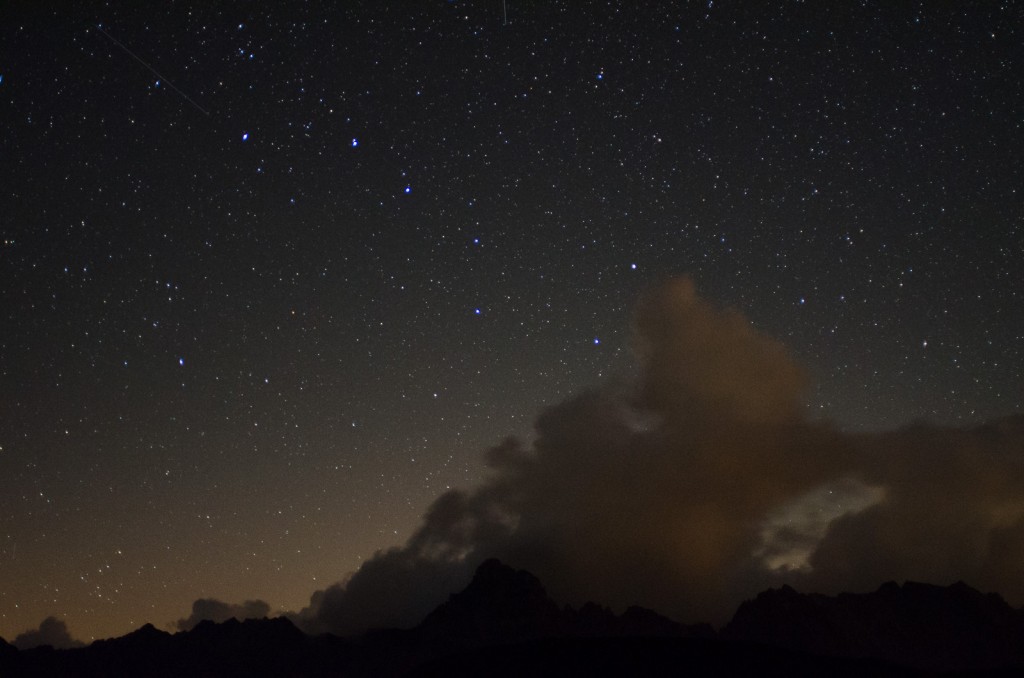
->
294 277 1024 635
177 599 271 631
13 617 83 650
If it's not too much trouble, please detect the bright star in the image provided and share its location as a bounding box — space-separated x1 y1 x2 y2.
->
242 132 249 141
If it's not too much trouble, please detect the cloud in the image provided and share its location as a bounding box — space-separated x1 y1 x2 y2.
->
294 276 1024 634
802 418 1024 601
176 598 271 631
756 478 886 572
13 616 84 650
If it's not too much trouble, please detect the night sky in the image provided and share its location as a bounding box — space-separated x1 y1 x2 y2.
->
2 2 1022 644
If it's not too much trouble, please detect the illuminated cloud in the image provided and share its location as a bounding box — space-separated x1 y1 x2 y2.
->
293 277 1024 634
756 478 886 572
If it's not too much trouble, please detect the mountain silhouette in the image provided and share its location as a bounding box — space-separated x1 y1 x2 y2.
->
415 558 712 646
724 580 1024 671
3 561 1023 675
349 558 717 674
417 558 564 643
1 617 350 678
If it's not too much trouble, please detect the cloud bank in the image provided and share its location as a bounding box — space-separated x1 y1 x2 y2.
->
294 277 1024 634
13 617 84 650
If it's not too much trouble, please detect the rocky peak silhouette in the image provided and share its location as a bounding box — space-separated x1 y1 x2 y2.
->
724 580 1024 671
417 558 564 643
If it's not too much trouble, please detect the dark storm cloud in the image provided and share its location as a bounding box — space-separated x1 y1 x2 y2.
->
176 598 272 631
295 277 1024 634
13 617 84 650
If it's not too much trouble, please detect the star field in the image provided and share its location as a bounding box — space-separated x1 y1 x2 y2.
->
0 2 1021 642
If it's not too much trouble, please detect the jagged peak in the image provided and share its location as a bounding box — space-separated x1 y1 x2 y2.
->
466 558 546 594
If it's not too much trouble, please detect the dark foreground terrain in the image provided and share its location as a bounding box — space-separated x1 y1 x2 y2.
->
4 559 1024 676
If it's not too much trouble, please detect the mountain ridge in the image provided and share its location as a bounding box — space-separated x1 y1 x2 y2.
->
3 560 1023 675
723 578 1024 671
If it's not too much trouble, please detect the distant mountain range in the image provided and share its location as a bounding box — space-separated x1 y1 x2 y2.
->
4 559 1024 676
